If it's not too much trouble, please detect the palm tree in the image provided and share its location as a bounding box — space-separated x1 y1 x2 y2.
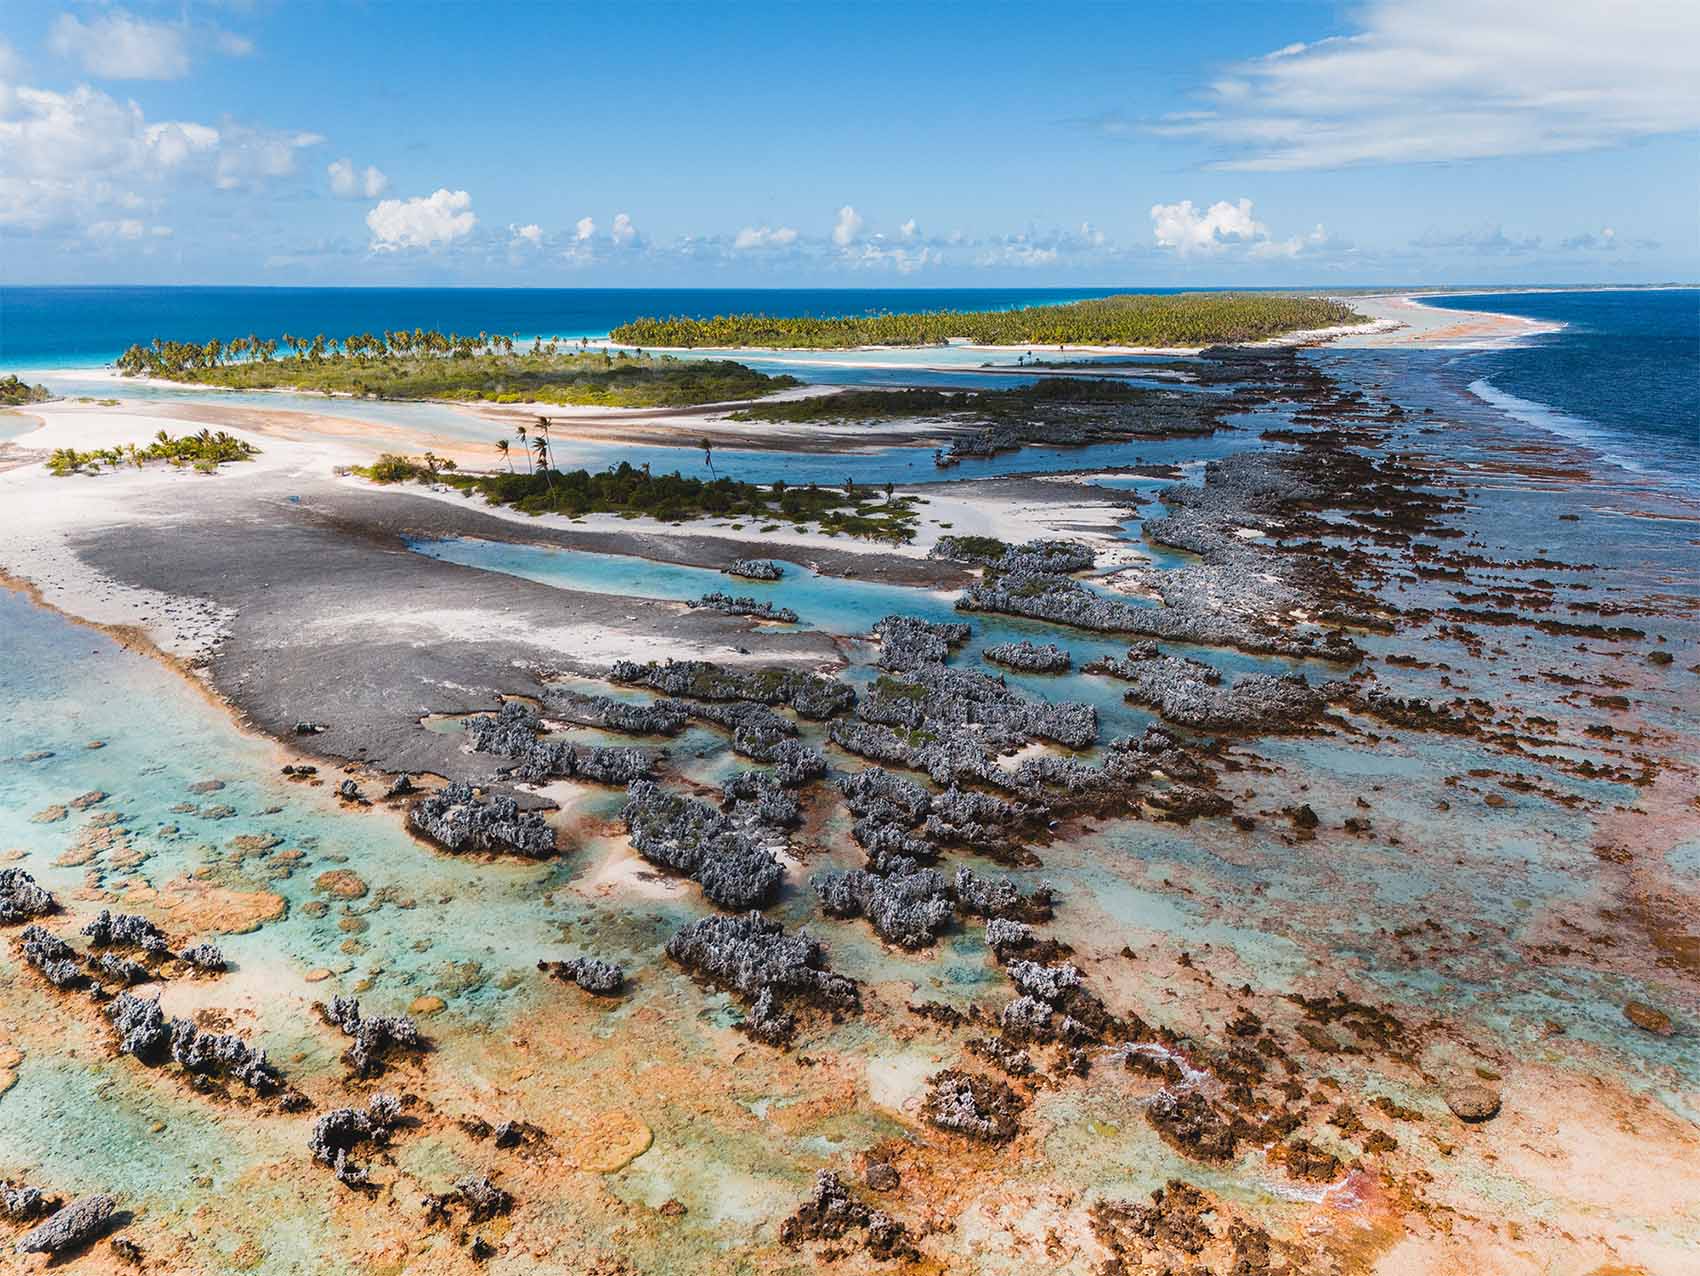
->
515 423 530 473
496 439 512 471
700 436 715 476
533 435 552 489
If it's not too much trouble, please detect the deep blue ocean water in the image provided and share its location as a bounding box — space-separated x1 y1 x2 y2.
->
0 285 1151 370
1422 289 1699 479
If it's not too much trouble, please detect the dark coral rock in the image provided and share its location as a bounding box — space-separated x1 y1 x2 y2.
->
310 1093 402 1189
179 942 227 972
109 992 171 1059
623 780 783 910
1144 1089 1250 1163
542 956 625 996
953 867 1055 922
20 924 86 988
813 864 953 949
409 782 556 858
168 1017 281 1093
324 995 424 1078
689 592 799 623
612 659 854 719
1089 1178 1215 1262
453 1175 514 1223
82 910 171 956
984 640 1072 673
724 558 784 581
779 1171 919 1260
1 1181 52 1221
0 867 57 924
665 912 857 1047
921 1069 1024 1143
15 1193 117 1255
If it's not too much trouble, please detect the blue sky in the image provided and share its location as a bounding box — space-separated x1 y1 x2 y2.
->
3 0 1696 286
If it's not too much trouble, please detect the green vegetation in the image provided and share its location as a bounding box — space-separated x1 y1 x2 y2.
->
610 291 1368 350
353 456 918 543
115 329 798 408
0 375 50 406
47 428 259 477
730 377 1160 424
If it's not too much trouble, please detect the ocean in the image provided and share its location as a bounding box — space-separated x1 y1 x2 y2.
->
1420 289 1699 480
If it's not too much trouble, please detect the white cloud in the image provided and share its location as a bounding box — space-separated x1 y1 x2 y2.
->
328 157 389 199
1150 198 1266 255
1561 226 1620 250
574 216 595 240
510 222 542 246
49 11 189 80
1154 0 1700 170
610 211 636 245
0 82 318 229
899 218 918 241
366 188 477 251
733 224 798 250
832 204 863 247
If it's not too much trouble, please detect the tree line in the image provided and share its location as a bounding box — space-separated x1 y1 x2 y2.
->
609 291 1368 350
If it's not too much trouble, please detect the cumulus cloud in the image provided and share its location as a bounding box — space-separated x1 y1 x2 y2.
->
1150 0 1700 170
510 222 543 246
49 11 190 80
832 204 863 247
899 218 918 241
733 224 799 250
328 157 389 199
1150 198 1266 255
574 216 595 240
610 211 636 245
0 82 319 229
366 188 477 251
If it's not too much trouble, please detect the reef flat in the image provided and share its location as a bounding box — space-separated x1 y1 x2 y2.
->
1 303 1697 1274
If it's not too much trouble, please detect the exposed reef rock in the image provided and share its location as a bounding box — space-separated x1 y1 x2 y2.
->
814 864 953 949
543 688 689 737
984 640 1072 672
779 1171 917 1261
409 782 556 858
2 1181 53 1222
82 910 171 956
20 925 87 988
611 659 854 719
665 911 857 1046
0 867 57 924
682 699 826 783
722 770 803 829
623 780 784 909
323 995 425 1078
689 592 798 624
540 956 625 996
921 1069 1025 1142
15 1193 117 1256
1085 641 1347 731
106 991 281 1093
953 867 1055 922
179 942 227 972
959 508 1363 660
724 558 784 581
310 1093 403 1189
464 700 655 786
